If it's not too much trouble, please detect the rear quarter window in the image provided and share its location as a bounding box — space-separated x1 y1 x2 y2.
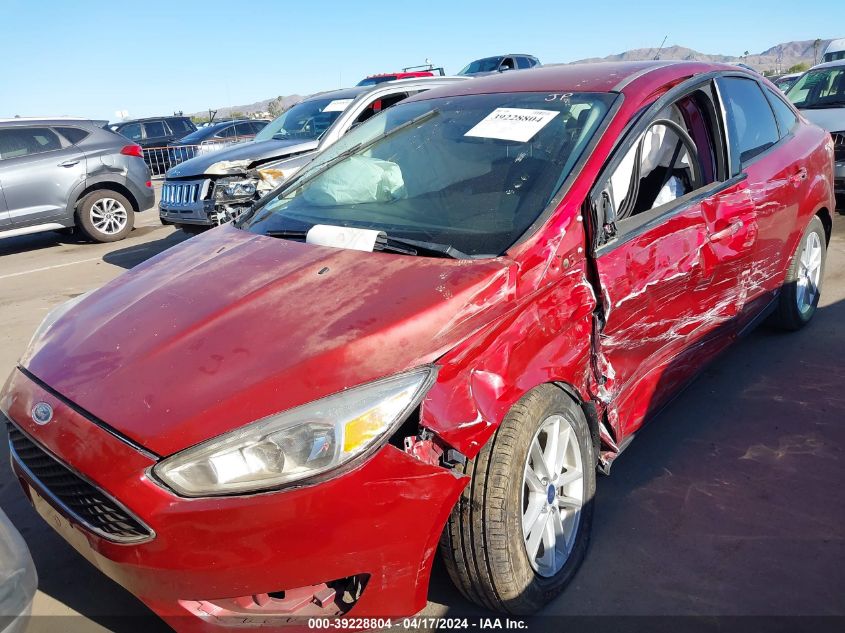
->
54 126 90 144
763 86 799 137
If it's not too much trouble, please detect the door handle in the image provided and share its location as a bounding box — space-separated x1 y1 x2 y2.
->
58 159 80 167
709 219 744 242
789 167 808 185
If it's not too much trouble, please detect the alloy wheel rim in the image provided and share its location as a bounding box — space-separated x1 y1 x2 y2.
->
521 414 584 578
796 232 822 314
90 198 128 235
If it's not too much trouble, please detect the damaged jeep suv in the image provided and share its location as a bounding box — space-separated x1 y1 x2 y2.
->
159 77 465 230
2 62 834 629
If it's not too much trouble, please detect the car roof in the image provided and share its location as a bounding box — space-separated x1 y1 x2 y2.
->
403 61 742 101
809 60 845 70
0 117 101 126
303 86 371 102
116 116 190 124
303 77 467 103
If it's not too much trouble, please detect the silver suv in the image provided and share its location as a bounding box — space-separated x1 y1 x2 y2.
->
0 118 155 242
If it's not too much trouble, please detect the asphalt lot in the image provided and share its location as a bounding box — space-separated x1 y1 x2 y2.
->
0 187 843 632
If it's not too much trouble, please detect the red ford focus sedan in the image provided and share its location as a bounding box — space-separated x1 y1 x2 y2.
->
1 62 835 630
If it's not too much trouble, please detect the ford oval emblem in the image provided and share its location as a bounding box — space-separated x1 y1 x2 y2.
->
31 402 53 425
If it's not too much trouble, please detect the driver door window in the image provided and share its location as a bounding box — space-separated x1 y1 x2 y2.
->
603 90 721 228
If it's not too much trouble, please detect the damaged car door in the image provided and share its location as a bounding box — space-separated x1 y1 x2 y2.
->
589 78 759 440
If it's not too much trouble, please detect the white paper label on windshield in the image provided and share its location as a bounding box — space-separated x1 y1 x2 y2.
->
323 99 354 113
306 224 384 252
465 108 559 143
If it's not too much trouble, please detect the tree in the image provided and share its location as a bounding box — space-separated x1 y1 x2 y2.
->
787 62 810 74
229 111 245 120
267 96 286 118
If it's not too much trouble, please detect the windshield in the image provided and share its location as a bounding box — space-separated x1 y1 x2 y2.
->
254 97 354 142
787 66 845 108
458 57 504 75
239 92 616 256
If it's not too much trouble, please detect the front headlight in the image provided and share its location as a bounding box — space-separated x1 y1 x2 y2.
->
152 367 436 497
214 178 258 201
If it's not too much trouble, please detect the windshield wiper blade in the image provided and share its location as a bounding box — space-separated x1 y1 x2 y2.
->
803 100 845 109
264 229 308 240
377 234 469 259
264 228 468 259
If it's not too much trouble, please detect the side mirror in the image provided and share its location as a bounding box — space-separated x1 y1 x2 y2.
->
499 65 511 72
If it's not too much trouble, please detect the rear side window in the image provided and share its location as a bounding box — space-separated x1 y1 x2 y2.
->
143 121 167 139
251 121 268 133
168 118 194 135
55 126 90 144
119 122 142 141
0 127 62 159
516 56 531 69
717 77 780 172
763 87 798 137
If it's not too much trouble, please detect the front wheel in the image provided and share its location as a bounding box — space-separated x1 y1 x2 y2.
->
769 215 827 330
440 384 596 614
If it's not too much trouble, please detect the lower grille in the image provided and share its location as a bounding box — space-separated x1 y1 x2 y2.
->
5 418 153 543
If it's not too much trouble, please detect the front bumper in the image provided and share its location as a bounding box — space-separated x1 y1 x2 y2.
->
1 369 466 631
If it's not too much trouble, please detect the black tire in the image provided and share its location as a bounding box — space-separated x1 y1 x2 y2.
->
769 215 827 330
439 384 596 615
76 190 134 243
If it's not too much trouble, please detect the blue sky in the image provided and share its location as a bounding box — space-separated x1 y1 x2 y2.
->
1 0 841 121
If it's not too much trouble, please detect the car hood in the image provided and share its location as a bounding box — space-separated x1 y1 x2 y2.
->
165 138 320 178
799 107 845 132
22 225 516 456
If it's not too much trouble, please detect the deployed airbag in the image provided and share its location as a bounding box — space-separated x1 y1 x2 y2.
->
303 156 405 206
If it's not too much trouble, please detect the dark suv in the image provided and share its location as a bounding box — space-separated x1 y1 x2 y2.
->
112 116 197 176
0 118 155 243
111 116 196 148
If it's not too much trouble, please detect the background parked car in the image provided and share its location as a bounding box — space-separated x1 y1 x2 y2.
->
457 54 540 75
0 118 155 242
785 60 845 211
0 508 37 633
159 77 466 230
111 116 197 175
166 119 269 166
773 72 802 92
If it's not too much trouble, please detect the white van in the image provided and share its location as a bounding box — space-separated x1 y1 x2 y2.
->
823 39 845 63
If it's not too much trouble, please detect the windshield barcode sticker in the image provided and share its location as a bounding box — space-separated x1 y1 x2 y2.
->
465 108 559 143
323 99 354 113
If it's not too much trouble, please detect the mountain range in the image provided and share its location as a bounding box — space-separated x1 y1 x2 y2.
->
191 39 834 118
573 39 833 72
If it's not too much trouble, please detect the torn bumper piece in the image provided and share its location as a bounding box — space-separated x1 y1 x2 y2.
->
3 369 467 631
